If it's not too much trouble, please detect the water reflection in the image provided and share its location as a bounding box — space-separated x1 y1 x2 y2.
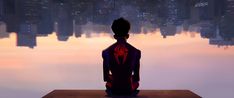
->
0 0 234 48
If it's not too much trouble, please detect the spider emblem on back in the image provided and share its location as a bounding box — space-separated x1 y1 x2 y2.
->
114 44 128 65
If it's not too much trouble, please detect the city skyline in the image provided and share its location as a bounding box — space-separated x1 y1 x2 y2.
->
1 1 234 98
0 0 233 48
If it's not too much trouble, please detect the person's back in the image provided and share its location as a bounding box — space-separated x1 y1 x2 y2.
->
102 18 141 96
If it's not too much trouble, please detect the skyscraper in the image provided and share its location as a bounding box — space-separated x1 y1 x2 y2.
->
17 23 37 48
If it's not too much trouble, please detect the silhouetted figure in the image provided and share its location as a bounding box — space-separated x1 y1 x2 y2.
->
102 18 141 96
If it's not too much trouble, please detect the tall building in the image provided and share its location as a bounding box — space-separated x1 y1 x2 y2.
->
74 24 82 38
210 25 234 47
158 0 185 26
4 0 19 32
0 0 4 20
17 23 37 48
216 0 234 40
219 14 234 40
177 0 191 20
160 25 177 38
136 0 158 22
56 1 73 41
195 0 215 20
200 21 216 38
225 0 234 15
70 0 91 25
17 0 41 24
37 0 54 35
0 22 9 39
214 0 226 17
93 0 116 25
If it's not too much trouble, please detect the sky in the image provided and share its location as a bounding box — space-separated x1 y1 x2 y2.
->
0 32 234 98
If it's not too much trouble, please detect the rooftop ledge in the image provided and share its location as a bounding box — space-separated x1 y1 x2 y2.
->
42 90 202 98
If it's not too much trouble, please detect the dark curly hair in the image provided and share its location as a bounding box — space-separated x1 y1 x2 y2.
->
111 18 130 37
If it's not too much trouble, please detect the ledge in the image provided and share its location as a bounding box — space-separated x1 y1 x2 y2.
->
42 90 202 98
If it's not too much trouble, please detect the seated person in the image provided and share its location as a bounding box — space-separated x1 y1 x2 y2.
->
102 18 141 96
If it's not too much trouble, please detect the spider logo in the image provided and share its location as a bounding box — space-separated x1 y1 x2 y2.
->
114 44 128 64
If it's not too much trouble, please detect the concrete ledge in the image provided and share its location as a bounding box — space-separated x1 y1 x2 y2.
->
42 90 202 98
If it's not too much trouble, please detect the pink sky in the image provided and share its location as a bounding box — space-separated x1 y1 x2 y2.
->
0 32 234 98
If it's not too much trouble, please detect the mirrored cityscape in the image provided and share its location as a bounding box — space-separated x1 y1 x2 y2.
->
0 0 234 48
1 1 234 98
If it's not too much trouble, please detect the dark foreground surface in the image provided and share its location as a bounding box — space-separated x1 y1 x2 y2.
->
42 90 202 98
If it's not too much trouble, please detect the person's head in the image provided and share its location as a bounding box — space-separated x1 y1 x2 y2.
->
111 18 130 40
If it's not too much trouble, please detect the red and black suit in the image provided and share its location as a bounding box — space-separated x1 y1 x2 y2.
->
102 40 141 95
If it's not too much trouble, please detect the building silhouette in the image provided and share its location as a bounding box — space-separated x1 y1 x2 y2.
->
17 23 37 48
210 25 234 47
55 2 73 41
3 0 19 32
0 0 233 47
0 22 9 39
37 0 54 36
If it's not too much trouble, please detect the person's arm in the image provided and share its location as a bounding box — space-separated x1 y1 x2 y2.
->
133 50 141 82
102 51 110 82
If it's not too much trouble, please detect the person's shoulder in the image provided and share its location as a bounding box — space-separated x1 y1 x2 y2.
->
102 43 117 54
126 43 141 58
126 43 141 53
126 43 141 59
102 43 118 58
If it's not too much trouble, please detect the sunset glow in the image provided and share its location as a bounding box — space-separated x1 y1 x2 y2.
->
1 31 234 98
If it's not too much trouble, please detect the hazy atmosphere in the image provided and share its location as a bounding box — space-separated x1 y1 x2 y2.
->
0 0 234 98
